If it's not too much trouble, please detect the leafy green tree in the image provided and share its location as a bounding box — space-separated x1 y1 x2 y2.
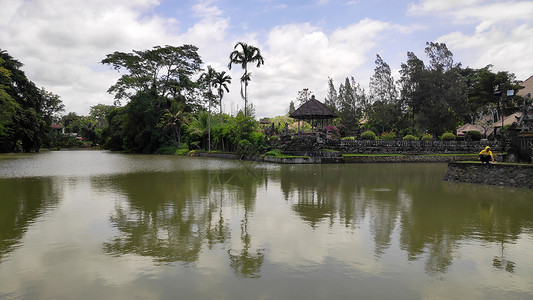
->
367 55 401 134
157 108 189 148
399 51 425 133
399 42 468 136
101 45 204 152
0 55 19 140
0 49 46 152
89 104 115 129
369 54 398 104
39 87 64 125
228 42 265 117
102 45 203 106
338 77 365 133
288 100 296 114
324 77 338 112
462 65 523 123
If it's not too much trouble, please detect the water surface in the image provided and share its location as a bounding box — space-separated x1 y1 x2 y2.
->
0 151 532 299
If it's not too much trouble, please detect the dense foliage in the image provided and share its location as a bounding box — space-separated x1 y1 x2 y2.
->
2 40 526 154
98 44 266 154
324 42 524 139
0 50 66 152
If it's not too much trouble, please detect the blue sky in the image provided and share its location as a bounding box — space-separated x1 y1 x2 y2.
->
1 0 532 118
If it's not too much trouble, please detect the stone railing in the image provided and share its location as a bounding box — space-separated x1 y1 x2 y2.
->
325 139 500 154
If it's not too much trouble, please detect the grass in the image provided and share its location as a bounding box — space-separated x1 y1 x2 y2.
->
420 153 479 156
342 153 406 157
264 149 309 159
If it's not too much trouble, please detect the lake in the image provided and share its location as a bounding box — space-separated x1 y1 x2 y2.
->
0 150 532 299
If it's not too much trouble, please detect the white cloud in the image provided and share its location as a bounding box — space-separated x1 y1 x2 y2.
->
407 0 533 80
0 0 181 114
243 19 391 118
439 24 533 80
2 0 530 119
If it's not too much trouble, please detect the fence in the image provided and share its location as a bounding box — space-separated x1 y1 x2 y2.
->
324 139 500 154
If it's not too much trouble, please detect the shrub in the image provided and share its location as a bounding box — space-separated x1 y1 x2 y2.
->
440 132 456 141
465 130 482 141
361 130 377 140
342 136 354 140
324 125 341 139
379 132 396 140
402 135 417 141
421 134 433 141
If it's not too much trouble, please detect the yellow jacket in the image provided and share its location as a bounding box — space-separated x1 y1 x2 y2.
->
479 146 493 156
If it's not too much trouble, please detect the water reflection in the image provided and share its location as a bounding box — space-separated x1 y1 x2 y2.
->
2 152 533 298
0 177 61 263
97 161 533 279
98 161 267 277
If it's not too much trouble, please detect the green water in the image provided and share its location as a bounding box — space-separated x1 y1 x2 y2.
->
0 151 532 299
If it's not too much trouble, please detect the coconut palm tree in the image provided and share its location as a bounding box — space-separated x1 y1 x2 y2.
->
213 71 232 126
228 42 265 117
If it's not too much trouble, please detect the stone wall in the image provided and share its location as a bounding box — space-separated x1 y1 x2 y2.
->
343 155 476 164
444 162 533 189
326 140 500 154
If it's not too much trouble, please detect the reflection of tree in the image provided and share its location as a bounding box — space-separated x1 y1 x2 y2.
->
225 160 265 278
399 182 532 275
101 171 227 263
101 160 266 277
0 177 60 263
228 216 264 279
493 240 515 273
278 163 533 276
367 188 400 257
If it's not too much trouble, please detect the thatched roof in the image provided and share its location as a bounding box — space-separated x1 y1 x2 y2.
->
518 75 533 98
289 95 338 120
457 124 485 136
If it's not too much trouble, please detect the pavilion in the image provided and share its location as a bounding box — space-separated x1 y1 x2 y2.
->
289 95 338 133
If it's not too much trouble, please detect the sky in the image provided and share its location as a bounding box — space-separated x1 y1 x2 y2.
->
1 0 532 119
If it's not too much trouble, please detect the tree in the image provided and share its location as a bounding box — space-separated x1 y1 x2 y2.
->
367 54 401 134
39 87 64 125
369 54 398 104
228 42 265 117
288 100 296 114
324 77 338 112
295 88 313 105
399 51 425 133
199 66 218 151
398 43 468 136
0 54 19 141
0 49 46 152
101 45 204 152
337 77 366 134
158 108 188 148
101 44 203 106
213 71 231 125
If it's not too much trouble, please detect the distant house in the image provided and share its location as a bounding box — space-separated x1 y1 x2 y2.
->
518 75 533 99
457 112 522 138
50 124 64 134
456 123 485 137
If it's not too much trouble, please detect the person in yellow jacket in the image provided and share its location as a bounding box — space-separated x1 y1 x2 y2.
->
479 146 494 164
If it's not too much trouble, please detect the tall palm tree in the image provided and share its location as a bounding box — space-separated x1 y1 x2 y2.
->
199 66 217 151
213 71 232 126
228 42 265 117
